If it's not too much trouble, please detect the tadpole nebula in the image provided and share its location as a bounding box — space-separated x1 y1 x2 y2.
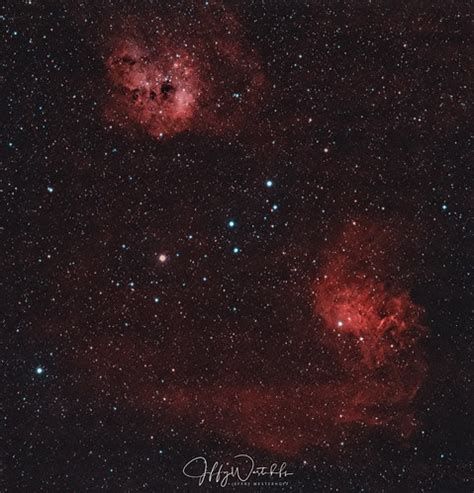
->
104 7 266 139
106 38 202 137
4 1 472 491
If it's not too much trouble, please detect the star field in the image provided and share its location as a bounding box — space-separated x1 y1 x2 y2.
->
2 1 473 491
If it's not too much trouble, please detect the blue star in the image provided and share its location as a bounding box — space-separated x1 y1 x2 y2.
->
265 180 274 188
228 220 236 228
232 247 240 254
35 367 44 375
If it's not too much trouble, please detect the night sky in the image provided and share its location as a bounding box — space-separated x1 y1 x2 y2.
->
2 1 473 491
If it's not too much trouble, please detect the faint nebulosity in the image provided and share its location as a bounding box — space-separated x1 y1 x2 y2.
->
3 1 473 491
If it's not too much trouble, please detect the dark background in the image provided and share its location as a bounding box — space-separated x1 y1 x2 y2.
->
2 1 473 491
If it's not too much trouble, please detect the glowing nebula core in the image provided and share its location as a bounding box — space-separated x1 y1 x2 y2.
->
314 222 427 371
105 40 201 137
103 9 266 139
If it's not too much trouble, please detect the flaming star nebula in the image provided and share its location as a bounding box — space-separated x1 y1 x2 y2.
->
137 221 429 457
314 221 427 370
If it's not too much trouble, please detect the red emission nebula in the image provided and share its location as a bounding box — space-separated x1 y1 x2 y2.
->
103 8 266 139
6 1 473 489
157 222 428 455
70 221 428 457
47 6 430 460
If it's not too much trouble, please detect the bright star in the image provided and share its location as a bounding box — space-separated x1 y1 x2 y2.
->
265 180 273 188
36 367 44 375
